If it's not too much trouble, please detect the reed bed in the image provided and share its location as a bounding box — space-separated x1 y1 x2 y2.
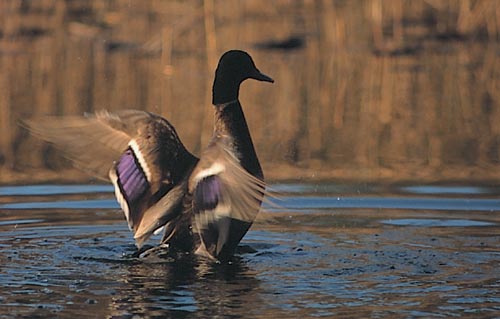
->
1 0 499 183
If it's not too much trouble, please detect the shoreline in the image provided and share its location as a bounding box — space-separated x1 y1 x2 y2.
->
2 164 500 186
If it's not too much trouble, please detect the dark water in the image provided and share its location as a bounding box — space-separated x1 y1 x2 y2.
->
0 183 499 318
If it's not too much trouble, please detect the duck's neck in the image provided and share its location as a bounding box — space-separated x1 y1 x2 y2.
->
213 101 263 179
212 75 240 105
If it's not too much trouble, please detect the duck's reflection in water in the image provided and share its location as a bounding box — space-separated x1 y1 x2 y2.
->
109 252 262 318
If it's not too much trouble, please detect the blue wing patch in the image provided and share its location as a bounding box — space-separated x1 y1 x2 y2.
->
116 148 149 204
194 175 222 210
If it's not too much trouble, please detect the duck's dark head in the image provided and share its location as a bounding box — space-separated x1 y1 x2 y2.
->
212 50 274 105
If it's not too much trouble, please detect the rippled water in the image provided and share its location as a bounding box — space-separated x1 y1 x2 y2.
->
0 183 499 318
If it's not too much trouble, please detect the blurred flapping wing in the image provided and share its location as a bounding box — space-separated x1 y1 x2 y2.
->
189 141 266 257
24 110 198 247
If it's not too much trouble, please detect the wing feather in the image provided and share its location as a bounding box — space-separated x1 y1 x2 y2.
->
24 110 198 247
23 115 130 180
133 179 189 248
189 141 270 257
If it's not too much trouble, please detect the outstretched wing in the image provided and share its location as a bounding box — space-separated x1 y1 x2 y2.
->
23 111 131 180
188 141 266 259
24 110 198 247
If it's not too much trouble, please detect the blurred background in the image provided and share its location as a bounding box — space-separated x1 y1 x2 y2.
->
1 0 499 184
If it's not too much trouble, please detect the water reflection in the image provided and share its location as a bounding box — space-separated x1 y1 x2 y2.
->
3 183 500 213
281 196 500 212
381 218 495 227
1 222 261 318
109 257 261 318
0 185 113 196
0 183 498 317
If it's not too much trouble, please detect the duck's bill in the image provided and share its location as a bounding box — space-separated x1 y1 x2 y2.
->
252 70 274 83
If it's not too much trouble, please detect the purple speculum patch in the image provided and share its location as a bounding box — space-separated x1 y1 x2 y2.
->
194 175 222 210
116 148 149 203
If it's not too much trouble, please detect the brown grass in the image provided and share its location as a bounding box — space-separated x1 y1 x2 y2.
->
1 0 500 184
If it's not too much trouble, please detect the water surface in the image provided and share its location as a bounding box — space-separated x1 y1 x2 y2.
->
0 183 499 318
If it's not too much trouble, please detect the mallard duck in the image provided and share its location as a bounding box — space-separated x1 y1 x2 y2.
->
24 50 274 261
